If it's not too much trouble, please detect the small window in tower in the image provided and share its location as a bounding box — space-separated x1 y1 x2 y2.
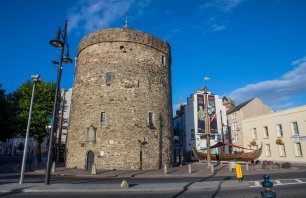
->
100 112 106 125
149 112 154 127
106 72 113 85
162 55 166 65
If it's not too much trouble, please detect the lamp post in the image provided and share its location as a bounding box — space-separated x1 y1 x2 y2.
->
45 20 73 185
19 74 41 184
138 137 148 170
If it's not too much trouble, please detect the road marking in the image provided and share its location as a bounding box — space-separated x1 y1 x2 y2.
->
249 178 306 188
295 179 304 183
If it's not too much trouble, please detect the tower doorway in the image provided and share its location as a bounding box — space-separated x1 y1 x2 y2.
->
86 151 94 170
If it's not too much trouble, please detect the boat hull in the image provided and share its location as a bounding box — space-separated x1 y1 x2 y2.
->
192 145 262 162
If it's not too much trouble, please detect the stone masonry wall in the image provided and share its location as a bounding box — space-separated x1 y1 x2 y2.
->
66 28 173 170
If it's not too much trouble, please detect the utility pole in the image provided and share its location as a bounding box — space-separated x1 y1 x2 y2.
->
220 110 225 152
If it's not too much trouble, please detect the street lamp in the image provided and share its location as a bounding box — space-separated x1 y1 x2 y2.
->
45 20 73 185
138 137 148 170
19 74 41 184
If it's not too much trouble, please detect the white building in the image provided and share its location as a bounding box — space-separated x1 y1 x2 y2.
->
56 88 72 145
242 105 306 164
184 89 228 159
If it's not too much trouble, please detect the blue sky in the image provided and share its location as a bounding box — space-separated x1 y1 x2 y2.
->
1 0 306 111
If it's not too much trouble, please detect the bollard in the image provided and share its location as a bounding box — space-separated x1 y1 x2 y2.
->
235 163 243 181
188 164 191 174
164 164 168 174
211 164 214 173
246 163 249 171
51 161 56 173
228 161 236 172
91 163 97 175
260 174 276 198
120 179 129 189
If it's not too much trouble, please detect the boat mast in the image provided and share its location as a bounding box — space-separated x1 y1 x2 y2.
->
204 86 212 168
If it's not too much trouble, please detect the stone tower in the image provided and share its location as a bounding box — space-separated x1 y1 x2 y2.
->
66 27 173 170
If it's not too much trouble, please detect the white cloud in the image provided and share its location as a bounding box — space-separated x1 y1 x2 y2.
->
212 24 226 31
198 0 243 33
67 0 137 34
200 0 242 12
228 56 306 109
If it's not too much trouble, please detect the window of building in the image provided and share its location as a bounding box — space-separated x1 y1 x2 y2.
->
263 126 269 139
100 112 106 125
278 144 286 157
276 124 283 137
234 134 239 143
231 112 237 119
191 129 195 139
149 112 154 126
294 143 303 156
265 144 271 157
106 72 113 85
161 55 166 65
291 122 299 135
231 122 237 131
252 128 257 139
87 126 96 143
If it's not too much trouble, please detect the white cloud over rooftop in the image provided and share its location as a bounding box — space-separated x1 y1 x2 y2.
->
229 56 306 110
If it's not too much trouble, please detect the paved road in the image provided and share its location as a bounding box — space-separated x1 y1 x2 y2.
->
1 183 306 198
2 171 306 185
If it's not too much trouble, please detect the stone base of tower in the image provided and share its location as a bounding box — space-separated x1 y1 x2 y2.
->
65 139 172 171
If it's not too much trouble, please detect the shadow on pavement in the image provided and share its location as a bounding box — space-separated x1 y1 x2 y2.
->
170 164 225 198
0 186 34 197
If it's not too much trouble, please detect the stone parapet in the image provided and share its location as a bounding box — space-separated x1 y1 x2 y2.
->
78 28 170 55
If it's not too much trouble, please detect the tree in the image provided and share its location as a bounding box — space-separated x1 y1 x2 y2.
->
0 84 7 140
16 80 55 162
0 84 18 141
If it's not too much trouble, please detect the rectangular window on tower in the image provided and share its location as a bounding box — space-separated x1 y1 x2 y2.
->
100 112 106 125
106 72 113 85
161 55 166 65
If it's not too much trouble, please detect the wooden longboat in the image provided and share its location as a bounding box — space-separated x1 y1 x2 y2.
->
192 144 262 161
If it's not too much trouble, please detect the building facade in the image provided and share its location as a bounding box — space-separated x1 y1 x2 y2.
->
242 105 306 164
66 27 173 170
226 98 273 152
173 106 185 166
184 89 228 160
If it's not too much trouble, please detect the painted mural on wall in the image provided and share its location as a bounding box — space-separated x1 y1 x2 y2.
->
208 95 218 134
197 95 205 133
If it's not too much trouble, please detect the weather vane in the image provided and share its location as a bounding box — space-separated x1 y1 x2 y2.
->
124 14 129 28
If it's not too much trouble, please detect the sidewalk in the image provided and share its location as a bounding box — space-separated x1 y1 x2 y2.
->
32 162 304 178
1 162 305 193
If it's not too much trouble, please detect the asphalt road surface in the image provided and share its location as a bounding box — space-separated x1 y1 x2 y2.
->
1 183 306 198
2 171 306 185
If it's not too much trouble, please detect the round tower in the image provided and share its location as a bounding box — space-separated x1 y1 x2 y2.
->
66 27 173 170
